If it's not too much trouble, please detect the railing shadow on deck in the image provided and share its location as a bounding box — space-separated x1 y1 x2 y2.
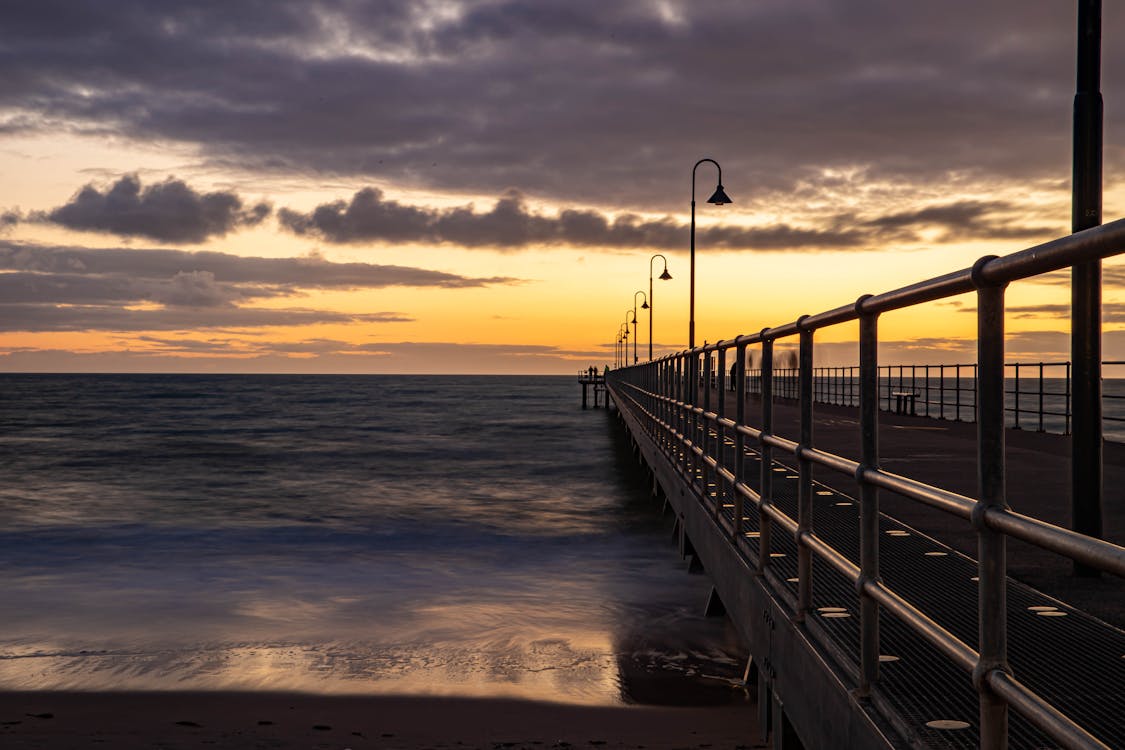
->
607 220 1125 750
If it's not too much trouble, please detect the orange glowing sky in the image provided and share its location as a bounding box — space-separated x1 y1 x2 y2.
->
1 2 1124 373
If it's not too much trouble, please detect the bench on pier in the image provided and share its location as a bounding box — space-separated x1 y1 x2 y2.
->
891 390 919 415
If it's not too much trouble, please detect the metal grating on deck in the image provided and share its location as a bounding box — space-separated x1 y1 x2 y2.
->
663 420 1124 748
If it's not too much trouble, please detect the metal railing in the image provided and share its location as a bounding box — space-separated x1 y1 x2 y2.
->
607 219 1125 750
708 360 1125 441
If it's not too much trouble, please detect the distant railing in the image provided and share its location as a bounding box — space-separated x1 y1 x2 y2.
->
718 361 1124 441
608 219 1125 750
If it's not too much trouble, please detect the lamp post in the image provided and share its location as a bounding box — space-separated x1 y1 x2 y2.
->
623 313 635 367
648 254 672 361
633 291 648 365
1072 0 1103 576
689 158 732 350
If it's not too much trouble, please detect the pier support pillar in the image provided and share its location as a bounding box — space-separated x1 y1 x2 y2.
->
704 586 726 617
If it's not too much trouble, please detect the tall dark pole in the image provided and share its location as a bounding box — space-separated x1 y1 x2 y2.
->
649 254 671 361
631 311 638 365
1072 0 1103 576
689 159 731 350
633 291 647 365
690 186 697 350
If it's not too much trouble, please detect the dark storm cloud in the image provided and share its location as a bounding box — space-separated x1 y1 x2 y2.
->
279 188 1051 250
0 241 518 290
37 175 271 243
0 304 410 333
0 240 519 332
0 1 1117 210
863 201 1059 242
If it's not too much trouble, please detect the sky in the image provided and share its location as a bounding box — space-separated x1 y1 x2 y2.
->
2 0 1124 374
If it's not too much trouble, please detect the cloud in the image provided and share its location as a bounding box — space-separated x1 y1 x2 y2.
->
986 303 1125 324
0 340 590 375
0 304 411 333
279 187 1052 251
8 331 1118 374
0 1 1119 213
0 241 519 290
863 200 1058 242
0 240 520 332
38 175 271 243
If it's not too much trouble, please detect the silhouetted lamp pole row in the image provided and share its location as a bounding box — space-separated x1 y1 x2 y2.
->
632 291 648 364
611 158 728 366
648 254 672 361
689 158 732 350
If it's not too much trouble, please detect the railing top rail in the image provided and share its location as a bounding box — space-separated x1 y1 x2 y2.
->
660 217 1125 359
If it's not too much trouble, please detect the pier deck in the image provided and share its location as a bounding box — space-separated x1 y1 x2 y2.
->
732 391 1125 629
608 380 1124 750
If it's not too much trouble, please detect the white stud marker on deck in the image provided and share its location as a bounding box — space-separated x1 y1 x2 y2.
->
886 530 910 537
1028 605 1058 612
822 612 851 619
924 551 948 556
817 607 847 613
816 490 833 496
835 502 850 507
786 577 798 583
879 655 900 663
769 552 786 558
925 720 970 730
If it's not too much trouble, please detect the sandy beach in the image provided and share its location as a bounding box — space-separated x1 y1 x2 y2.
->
0 691 763 749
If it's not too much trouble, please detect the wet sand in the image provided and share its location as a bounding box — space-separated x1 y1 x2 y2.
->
0 691 763 749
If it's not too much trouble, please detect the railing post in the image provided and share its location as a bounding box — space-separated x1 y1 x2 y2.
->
797 319 814 622
676 355 685 472
703 349 713 504
684 350 693 481
973 258 1009 750
734 342 747 540
758 335 774 573
717 346 728 514
857 299 880 696
956 364 962 421
974 363 980 423
1013 363 1021 430
940 365 946 419
1038 362 1045 432
1065 360 1072 435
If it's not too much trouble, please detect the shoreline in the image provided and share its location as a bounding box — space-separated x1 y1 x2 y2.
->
0 690 763 749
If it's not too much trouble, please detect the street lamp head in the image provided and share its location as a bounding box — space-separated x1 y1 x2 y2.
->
641 300 650 310
659 268 673 281
707 184 732 205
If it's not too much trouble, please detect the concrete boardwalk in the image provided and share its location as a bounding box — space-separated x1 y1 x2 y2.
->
723 390 1125 628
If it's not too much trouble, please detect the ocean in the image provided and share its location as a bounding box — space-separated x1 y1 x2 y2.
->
0 374 746 706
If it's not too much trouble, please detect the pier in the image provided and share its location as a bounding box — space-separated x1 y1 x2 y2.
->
578 368 608 409
602 220 1125 749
